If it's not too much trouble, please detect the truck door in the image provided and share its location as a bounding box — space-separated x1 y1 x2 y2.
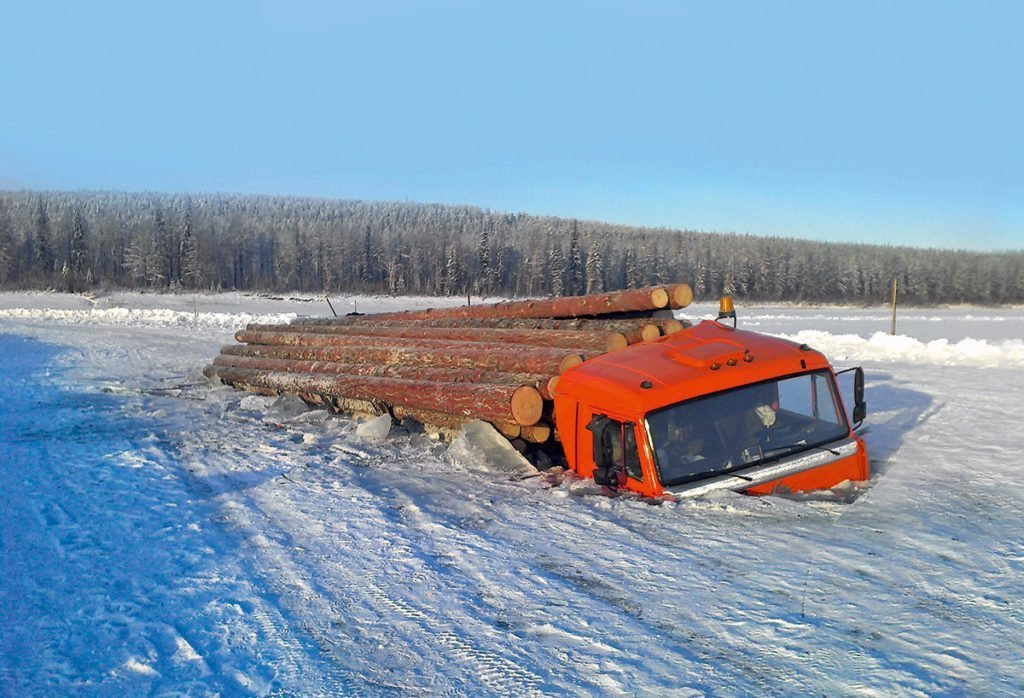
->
588 415 644 490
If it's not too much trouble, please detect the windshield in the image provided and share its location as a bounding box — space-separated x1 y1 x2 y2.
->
646 370 850 487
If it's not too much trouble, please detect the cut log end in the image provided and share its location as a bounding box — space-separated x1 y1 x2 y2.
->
668 283 693 309
664 319 685 334
640 324 662 342
520 423 552 443
493 421 522 439
558 353 584 374
605 332 629 352
546 375 560 397
650 288 670 309
510 385 544 426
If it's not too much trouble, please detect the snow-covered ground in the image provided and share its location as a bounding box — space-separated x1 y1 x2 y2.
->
1 291 1022 696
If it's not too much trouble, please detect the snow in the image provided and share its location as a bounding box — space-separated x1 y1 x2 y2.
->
2 291 1023 695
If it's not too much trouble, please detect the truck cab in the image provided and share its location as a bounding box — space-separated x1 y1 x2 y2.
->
551 319 869 498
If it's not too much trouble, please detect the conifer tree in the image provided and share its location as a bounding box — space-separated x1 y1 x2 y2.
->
33 199 53 278
548 238 565 297
586 240 604 293
179 207 201 288
566 220 582 295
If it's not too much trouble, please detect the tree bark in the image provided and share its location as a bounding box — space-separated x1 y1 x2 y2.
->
207 366 545 426
242 323 611 351
352 285 676 321
290 315 682 333
217 342 579 383
211 353 553 394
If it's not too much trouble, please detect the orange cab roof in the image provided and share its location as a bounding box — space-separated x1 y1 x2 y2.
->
554 320 833 416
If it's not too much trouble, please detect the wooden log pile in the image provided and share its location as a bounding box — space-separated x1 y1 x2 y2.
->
204 284 693 444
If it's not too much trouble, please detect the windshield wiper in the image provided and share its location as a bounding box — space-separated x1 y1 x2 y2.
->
762 441 841 459
673 467 752 486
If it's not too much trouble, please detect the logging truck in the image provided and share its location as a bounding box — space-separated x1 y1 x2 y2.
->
206 285 869 498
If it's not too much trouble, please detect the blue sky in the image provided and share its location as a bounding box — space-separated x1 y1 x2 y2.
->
1 1 1021 251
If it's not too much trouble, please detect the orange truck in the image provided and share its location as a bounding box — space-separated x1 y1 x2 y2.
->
553 316 869 498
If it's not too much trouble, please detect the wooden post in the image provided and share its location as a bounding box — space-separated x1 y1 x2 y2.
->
890 276 898 336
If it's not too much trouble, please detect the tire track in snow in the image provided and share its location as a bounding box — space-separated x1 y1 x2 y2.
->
171 383 564 694
182 428 547 696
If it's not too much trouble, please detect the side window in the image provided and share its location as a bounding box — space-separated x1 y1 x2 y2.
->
590 415 643 483
778 376 812 416
623 425 642 481
778 373 842 424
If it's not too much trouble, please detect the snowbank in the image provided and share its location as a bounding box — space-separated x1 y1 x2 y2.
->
0 306 295 332
780 330 1024 368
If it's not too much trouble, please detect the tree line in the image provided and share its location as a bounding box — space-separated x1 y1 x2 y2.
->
0 189 1021 305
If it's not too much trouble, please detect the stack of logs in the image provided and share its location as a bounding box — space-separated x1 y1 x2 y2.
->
204 283 693 446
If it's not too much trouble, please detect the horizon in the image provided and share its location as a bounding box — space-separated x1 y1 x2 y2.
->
2 2 1022 253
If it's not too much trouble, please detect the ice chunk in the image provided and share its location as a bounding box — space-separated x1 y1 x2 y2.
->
448 420 538 478
266 394 310 420
355 413 392 442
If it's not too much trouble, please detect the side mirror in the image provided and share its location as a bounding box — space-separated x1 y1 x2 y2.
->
837 366 868 428
853 401 867 425
852 367 867 425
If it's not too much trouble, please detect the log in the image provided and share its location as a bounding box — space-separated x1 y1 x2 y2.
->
663 319 685 334
604 322 663 351
546 375 560 397
219 342 583 377
667 283 694 309
354 285 675 321
558 354 584 373
389 406 471 433
520 423 552 444
289 316 676 333
234 329 598 360
493 421 522 439
242 323 611 352
208 366 545 426
211 354 553 394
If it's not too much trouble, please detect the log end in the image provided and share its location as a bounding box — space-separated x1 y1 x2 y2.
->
493 420 522 439
546 375 560 397
650 287 670 309
510 385 544 426
664 319 685 335
669 283 694 309
558 353 584 374
520 423 552 443
605 332 629 352
640 323 662 342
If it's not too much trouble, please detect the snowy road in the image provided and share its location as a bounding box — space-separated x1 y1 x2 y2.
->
1 293 1023 695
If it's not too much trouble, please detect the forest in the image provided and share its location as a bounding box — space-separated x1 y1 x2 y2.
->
0 190 1021 305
